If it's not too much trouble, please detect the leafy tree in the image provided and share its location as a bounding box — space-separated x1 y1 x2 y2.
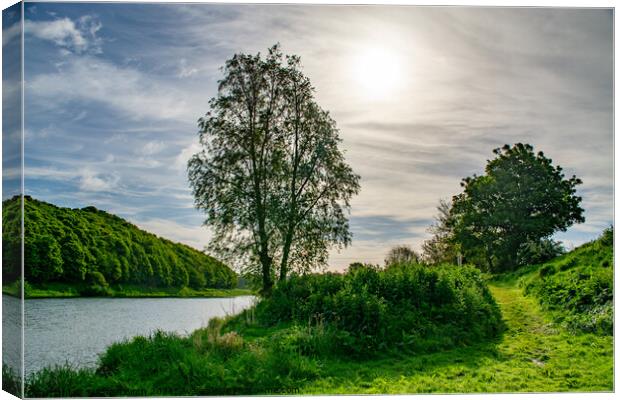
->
384 245 419 266
188 45 360 294
25 234 63 282
421 199 459 265
60 235 88 281
450 143 584 272
3 196 237 290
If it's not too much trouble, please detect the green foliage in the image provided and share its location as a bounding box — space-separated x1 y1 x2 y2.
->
521 229 613 335
516 238 565 266
2 363 21 397
384 245 419 266
21 275 613 395
188 44 360 293
26 327 319 397
254 264 503 357
2 196 237 292
2 196 22 281
451 143 584 272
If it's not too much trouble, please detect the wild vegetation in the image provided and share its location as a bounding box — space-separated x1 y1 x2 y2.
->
2 196 238 296
11 235 613 396
495 228 613 335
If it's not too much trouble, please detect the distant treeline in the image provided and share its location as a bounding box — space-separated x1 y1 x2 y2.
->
2 196 237 291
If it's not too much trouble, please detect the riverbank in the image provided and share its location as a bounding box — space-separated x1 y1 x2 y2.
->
2 281 254 299
15 256 613 396
15 275 612 397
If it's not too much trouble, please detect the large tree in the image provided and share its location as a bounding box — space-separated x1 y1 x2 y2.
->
188 45 360 294
450 143 584 272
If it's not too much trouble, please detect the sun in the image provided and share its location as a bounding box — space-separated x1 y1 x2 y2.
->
352 47 403 100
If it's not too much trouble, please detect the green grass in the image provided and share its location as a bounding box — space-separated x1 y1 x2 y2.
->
17 266 612 396
297 283 612 393
2 281 254 299
492 229 613 335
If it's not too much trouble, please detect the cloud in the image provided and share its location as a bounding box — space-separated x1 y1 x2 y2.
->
26 16 102 53
2 20 21 47
178 58 199 78
137 141 165 156
79 168 119 192
28 55 203 122
174 142 201 171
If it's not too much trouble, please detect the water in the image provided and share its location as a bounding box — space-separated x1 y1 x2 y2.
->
2 294 22 378
3 294 255 377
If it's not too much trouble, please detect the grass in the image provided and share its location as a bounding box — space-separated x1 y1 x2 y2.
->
2 281 254 299
297 283 612 393
16 261 612 396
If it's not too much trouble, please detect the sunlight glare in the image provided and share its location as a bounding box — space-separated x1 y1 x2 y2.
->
353 47 403 100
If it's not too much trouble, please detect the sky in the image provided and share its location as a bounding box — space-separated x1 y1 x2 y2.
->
8 2 614 270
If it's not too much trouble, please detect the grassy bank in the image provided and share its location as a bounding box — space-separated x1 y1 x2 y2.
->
11 239 614 396
17 274 612 396
2 281 254 299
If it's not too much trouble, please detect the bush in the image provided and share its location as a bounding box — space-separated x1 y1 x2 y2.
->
523 229 613 335
255 264 503 357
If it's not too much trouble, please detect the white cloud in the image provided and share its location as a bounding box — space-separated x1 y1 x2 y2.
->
25 15 103 53
28 55 202 122
27 18 86 52
178 58 199 78
137 141 165 156
2 21 21 47
79 168 119 192
174 142 201 171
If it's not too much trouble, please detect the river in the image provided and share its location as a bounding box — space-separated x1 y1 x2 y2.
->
2 294 256 377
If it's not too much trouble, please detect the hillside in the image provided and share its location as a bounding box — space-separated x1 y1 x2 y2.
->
491 228 613 335
2 196 239 296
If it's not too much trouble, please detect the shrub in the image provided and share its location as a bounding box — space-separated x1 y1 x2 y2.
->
255 263 503 357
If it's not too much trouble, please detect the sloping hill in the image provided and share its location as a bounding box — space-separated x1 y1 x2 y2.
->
2 196 238 296
493 228 613 335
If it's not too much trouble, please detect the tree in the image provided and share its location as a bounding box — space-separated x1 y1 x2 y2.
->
421 199 459 265
188 45 360 294
384 245 419 266
450 143 584 272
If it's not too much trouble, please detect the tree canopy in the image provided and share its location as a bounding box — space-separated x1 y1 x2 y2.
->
384 245 420 266
2 196 237 290
450 143 584 272
188 45 360 293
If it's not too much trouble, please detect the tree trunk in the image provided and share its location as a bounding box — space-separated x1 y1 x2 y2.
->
259 249 273 295
256 204 273 294
279 228 293 281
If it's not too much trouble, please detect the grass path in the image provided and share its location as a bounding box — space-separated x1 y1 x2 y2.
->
299 282 613 394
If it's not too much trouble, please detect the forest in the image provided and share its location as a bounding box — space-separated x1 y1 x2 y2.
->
2 196 238 296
